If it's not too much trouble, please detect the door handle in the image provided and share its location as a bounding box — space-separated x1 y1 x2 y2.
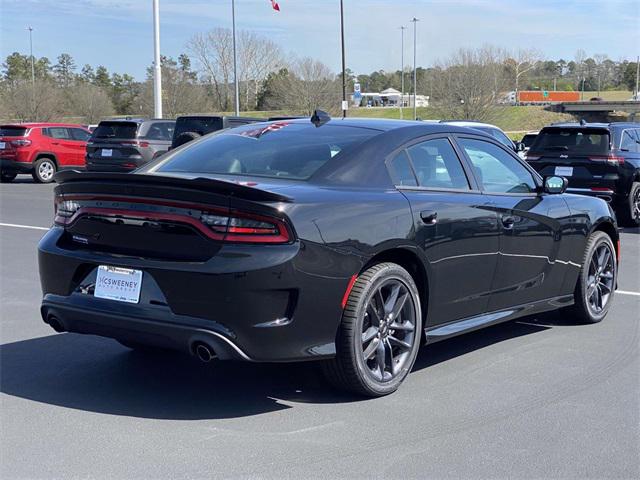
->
420 210 438 225
501 215 515 229
51 142 60 145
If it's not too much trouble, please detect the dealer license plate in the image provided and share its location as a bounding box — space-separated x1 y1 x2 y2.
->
95 265 142 304
555 166 573 176
102 149 113 157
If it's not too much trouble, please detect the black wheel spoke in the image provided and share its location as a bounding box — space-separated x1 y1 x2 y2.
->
384 284 401 314
362 326 378 344
363 337 380 360
598 281 611 293
375 338 386 375
389 320 414 332
391 291 409 319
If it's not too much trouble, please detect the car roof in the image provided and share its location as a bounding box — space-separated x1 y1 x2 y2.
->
545 122 639 129
0 122 88 128
440 120 501 129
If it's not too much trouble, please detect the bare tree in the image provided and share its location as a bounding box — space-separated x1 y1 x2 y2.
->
188 28 283 112
431 46 508 121
505 48 542 102
0 79 65 121
66 83 114 123
261 57 341 115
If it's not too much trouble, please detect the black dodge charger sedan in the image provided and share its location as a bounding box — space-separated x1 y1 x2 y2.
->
38 116 620 396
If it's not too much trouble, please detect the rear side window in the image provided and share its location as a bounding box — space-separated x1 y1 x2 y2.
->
620 130 638 153
407 138 469 190
0 126 28 136
389 150 417 186
153 122 378 180
70 128 91 141
173 117 224 138
92 122 138 140
144 122 174 141
532 128 610 155
46 127 71 139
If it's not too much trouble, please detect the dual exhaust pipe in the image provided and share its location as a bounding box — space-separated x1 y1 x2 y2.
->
193 342 217 363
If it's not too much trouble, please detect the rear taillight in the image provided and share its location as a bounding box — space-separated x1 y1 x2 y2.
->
201 210 290 243
588 154 625 166
10 139 31 147
121 140 150 148
53 195 291 244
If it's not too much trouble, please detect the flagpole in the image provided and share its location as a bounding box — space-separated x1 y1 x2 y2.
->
231 0 240 116
340 0 347 118
152 0 162 118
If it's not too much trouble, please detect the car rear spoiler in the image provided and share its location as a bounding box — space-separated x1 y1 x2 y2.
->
54 170 293 203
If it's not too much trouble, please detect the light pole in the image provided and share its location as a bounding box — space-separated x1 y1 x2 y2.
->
231 0 240 115
411 17 419 120
400 26 406 119
152 0 163 118
340 0 347 118
27 26 35 118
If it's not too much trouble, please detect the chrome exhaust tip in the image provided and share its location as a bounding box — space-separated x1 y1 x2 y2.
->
193 342 217 363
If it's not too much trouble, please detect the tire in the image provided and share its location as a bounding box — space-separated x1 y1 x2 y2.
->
173 131 201 148
619 181 640 227
568 231 617 324
0 172 17 183
32 157 57 183
322 262 423 397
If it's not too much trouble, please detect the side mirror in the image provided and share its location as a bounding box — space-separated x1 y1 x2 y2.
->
516 142 526 152
544 176 568 194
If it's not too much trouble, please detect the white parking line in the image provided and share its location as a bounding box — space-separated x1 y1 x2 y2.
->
617 290 640 297
0 222 49 231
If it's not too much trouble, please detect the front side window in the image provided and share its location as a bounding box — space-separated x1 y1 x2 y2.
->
152 123 378 180
406 138 469 190
458 138 537 194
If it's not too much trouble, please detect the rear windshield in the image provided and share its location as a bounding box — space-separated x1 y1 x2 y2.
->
173 117 224 139
153 122 379 180
0 126 28 136
92 121 139 140
531 128 610 155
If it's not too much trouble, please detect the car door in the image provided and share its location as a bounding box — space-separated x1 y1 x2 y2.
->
44 127 76 167
455 136 572 312
68 128 91 167
388 135 501 327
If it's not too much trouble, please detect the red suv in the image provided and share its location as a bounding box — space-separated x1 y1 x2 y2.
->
0 123 91 183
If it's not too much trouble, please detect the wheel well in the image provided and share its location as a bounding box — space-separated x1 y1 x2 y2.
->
363 248 429 322
593 221 619 258
35 154 57 166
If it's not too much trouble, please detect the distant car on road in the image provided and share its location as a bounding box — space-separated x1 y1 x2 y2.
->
86 119 175 172
526 122 640 226
0 123 91 183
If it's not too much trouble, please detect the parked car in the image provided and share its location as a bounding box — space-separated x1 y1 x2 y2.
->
171 115 263 149
518 131 539 159
440 120 521 153
39 116 619 397
0 123 91 183
86 119 175 172
526 122 640 226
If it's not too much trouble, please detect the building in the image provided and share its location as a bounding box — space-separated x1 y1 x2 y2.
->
351 88 429 108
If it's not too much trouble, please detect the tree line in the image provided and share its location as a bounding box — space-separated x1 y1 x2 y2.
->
0 33 637 124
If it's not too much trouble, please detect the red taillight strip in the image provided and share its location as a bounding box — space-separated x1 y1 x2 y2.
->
341 274 358 309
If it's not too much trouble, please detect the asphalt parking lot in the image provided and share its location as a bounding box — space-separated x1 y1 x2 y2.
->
1 177 639 479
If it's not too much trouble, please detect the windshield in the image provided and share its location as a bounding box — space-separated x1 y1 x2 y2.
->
0 126 28 136
152 122 379 180
173 117 224 139
531 128 610 155
92 121 138 140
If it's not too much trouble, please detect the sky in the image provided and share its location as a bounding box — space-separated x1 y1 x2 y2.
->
1 0 639 80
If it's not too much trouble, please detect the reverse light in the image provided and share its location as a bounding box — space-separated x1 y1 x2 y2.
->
121 140 150 148
10 139 31 147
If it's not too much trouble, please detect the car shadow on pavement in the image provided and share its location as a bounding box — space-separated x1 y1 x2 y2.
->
0 314 562 420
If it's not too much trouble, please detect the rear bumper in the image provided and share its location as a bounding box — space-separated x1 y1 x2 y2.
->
0 158 32 174
41 295 251 361
38 227 347 362
566 187 617 202
85 154 146 172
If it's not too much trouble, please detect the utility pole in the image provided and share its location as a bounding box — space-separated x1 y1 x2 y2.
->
152 0 163 118
636 57 640 101
231 0 240 115
27 26 35 119
340 0 347 118
411 18 419 120
400 26 406 119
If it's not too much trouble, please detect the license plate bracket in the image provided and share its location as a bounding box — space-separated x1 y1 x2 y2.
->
94 265 142 304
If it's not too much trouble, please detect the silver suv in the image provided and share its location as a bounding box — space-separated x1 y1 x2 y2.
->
86 119 175 172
